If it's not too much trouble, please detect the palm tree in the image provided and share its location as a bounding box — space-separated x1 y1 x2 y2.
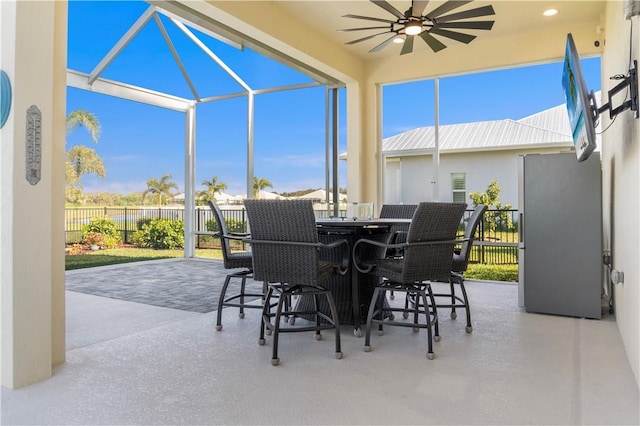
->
197 176 227 204
253 176 273 198
65 109 105 203
66 110 101 142
143 174 179 206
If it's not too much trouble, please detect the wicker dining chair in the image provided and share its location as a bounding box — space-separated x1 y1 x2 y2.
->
208 201 266 331
353 202 466 359
244 199 349 366
433 204 487 333
379 204 418 300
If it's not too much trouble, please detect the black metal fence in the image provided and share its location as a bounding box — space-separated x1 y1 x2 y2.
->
66 207 519 265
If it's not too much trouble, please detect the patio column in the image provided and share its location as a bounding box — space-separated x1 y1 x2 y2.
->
246 91 254 199
184 103 196 257
1 0 67 388
432 77 441 201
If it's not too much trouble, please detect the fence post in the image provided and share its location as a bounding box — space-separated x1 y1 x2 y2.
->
124 207 128 244
480 217 485 264
196 207 201 249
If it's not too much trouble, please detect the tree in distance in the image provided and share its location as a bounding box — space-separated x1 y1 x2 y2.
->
143 174 179 206
253 176 273 198
65 110 106 204
197 175 228 205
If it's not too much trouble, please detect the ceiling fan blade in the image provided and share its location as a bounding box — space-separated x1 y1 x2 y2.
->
370 34 398 52
411 0 430 17
426 0 472 19
430 27 476 44
342 14 397 24
370 0 406 20
347 31 392 45
437 5 496 23
420 31 447 52
438 20 495 30
338 26 392 32
400 35 415 55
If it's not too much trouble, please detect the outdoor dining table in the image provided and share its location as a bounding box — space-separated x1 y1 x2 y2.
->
307 217 412 337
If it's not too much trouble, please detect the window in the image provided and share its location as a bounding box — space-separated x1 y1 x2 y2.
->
451 173 466 203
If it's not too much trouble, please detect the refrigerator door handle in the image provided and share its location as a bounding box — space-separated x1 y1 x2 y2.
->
519 212 524 243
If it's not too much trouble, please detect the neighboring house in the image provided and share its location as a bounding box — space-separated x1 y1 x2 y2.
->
348 98 600 209
296 188 348 203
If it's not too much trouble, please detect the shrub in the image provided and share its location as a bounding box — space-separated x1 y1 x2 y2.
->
136 217 153 231
82 217 121 248
205 218 219 233
82 232 104 247
205 217 246 233
134 219 184 249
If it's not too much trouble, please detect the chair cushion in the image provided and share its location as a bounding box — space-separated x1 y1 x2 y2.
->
224 251 253 270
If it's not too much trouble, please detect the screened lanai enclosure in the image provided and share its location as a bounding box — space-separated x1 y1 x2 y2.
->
66 1 346 256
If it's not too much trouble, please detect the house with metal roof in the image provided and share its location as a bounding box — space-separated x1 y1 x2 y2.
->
373 98 600 208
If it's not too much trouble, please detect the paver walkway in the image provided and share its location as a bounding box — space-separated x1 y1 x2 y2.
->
65 258 263 313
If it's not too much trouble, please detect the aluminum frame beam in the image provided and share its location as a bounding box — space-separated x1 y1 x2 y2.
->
154 14 201 102
67 70 191 112
88 5 156 85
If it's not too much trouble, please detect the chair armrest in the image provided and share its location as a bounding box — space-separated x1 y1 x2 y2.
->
226 232 249 242
244 238 350 275
353 237 468 273
352 238 407 273
197 231 249 241
228 232 249 238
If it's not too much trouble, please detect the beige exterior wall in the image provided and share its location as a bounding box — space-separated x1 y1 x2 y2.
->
384 147 575 207
0 0 67 388
601 1 640 384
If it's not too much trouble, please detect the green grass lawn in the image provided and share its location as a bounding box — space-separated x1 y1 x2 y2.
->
66 246 519 282
65 247 223 270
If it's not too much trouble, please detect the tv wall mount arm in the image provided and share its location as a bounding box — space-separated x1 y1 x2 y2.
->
592 60 639 122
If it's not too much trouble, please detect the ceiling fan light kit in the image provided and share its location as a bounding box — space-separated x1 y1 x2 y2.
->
339 0 496 55
405 21 423 35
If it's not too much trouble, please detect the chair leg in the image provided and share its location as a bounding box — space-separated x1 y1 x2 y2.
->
418 289 435 360
457 277 473 333
449 280 457 319
215 275 233 331
313 293 322 340
270 291 287 366
259 284 273 346
427 284 440 342
364 287 381 352
238 276 247 319
324 292 342 359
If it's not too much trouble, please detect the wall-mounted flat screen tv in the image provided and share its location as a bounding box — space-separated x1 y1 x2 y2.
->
562 33 597 162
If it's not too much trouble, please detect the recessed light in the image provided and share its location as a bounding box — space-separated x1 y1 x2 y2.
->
543 9 558 17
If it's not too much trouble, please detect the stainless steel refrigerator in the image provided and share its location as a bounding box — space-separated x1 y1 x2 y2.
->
518 152 602 319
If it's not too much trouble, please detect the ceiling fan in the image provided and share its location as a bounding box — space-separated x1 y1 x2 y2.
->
339 0 495 55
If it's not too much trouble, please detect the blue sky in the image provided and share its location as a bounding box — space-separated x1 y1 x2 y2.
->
66 1 601 196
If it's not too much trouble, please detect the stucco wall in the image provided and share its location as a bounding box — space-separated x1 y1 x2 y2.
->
601 1 640 385
0 0 67 389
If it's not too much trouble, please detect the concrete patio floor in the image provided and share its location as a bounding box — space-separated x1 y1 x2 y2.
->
1 258 638 425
